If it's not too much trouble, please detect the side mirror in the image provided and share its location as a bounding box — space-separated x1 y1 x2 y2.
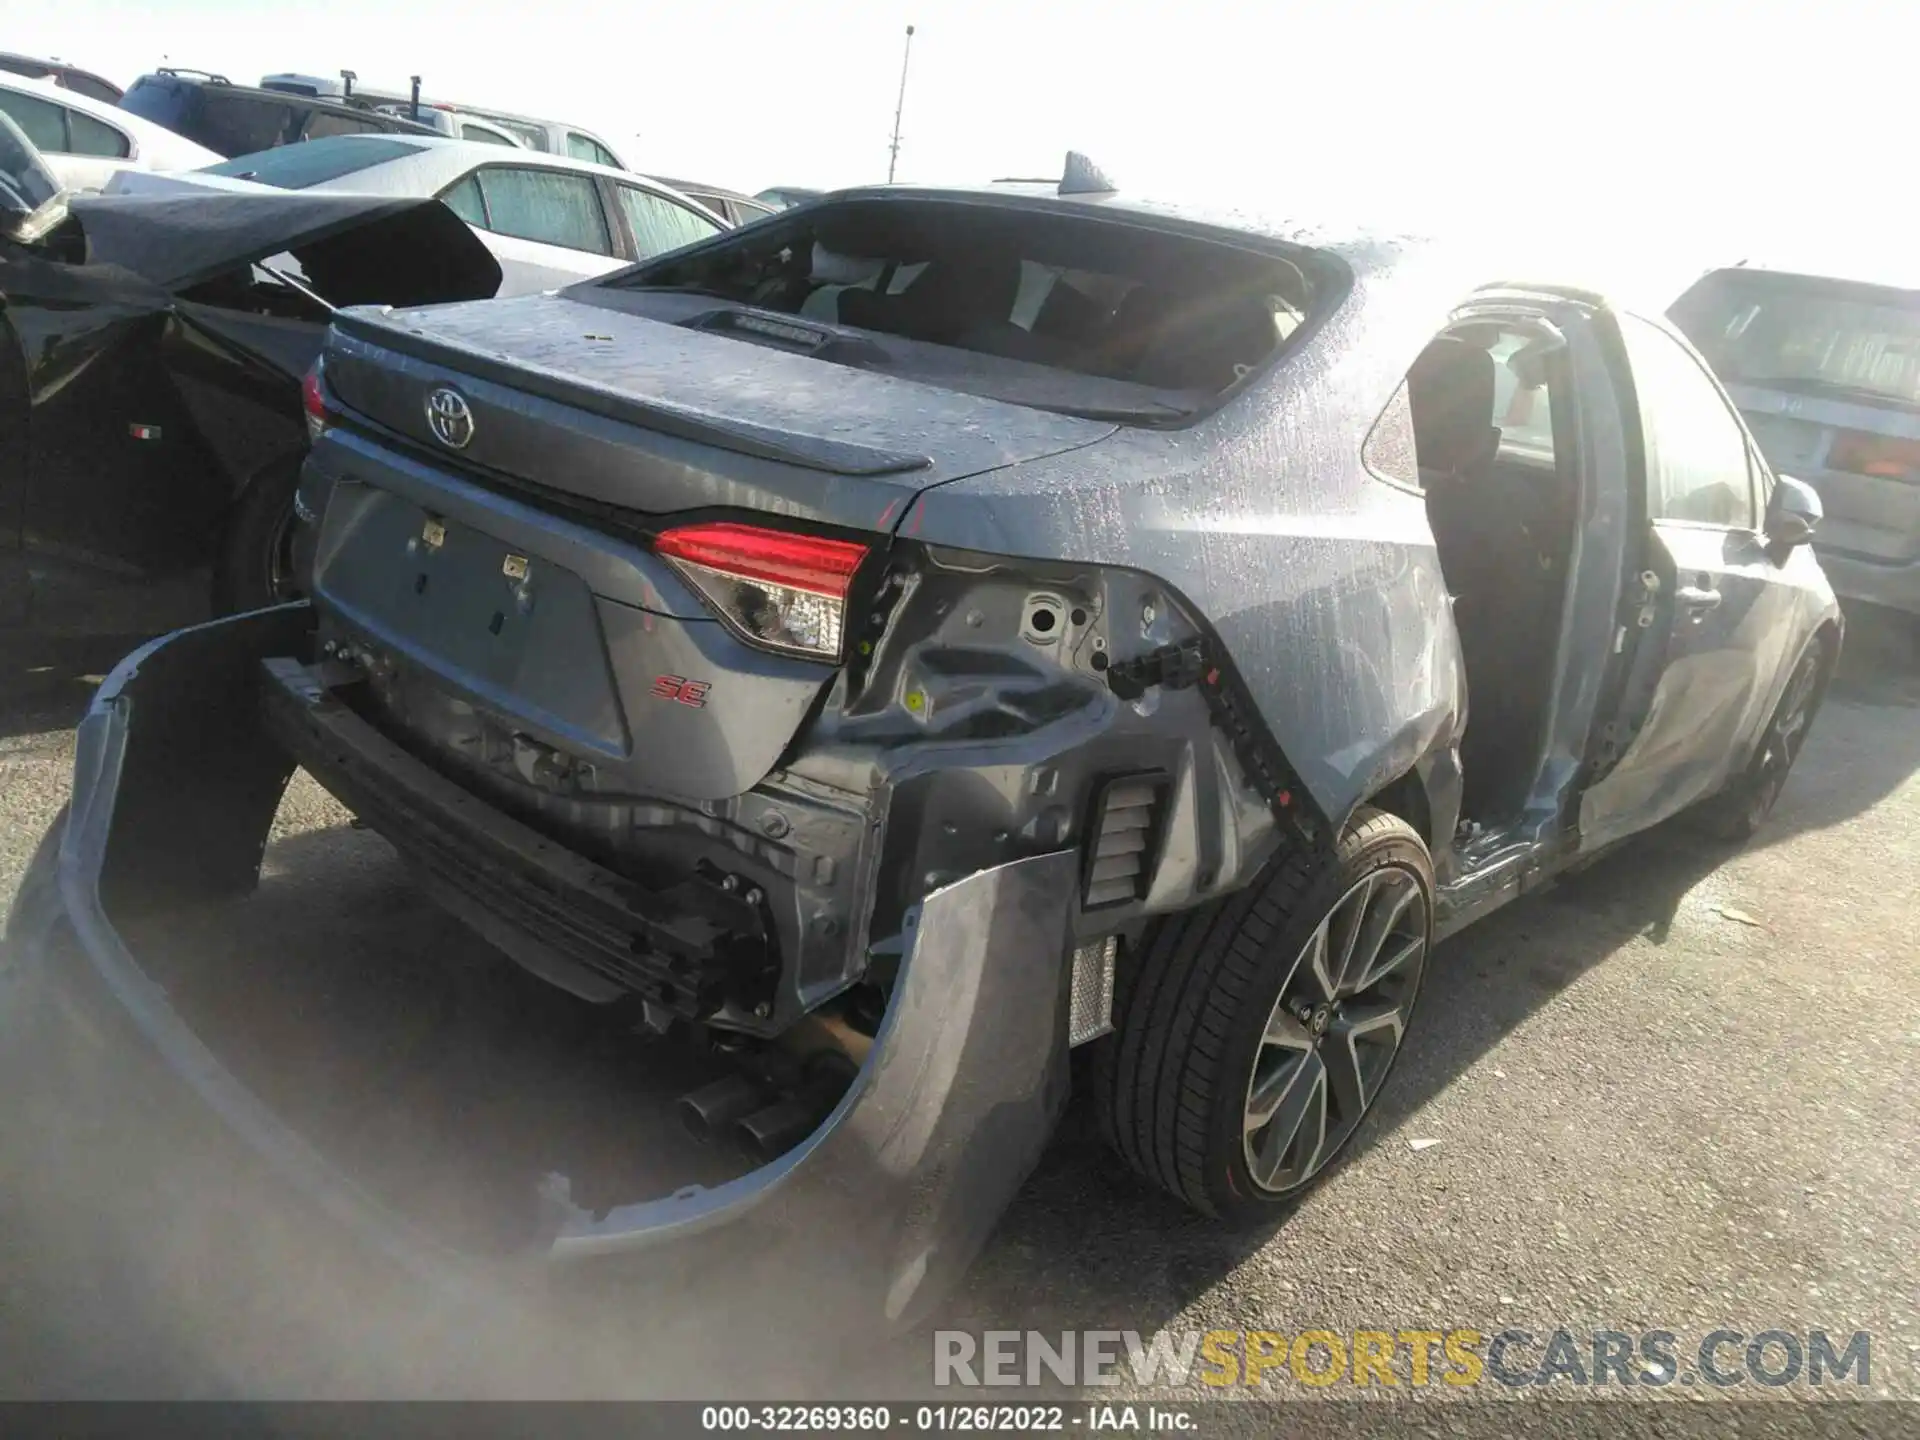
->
1765 473 1822 551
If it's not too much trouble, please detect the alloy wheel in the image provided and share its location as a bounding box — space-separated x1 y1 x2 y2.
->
1242 865 1429 1194
1747 649 1821 823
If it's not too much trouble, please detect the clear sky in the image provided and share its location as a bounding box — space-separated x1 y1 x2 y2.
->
13 0 1901 302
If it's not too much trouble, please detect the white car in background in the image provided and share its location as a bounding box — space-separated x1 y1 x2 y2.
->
0 73 220 191
369 105 526 148
110 134 728 295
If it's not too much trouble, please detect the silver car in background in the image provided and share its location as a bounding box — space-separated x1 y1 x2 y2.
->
110 134 727 294
1671 266 1920 617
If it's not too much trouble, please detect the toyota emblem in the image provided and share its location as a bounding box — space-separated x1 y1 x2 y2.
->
425 387 474 449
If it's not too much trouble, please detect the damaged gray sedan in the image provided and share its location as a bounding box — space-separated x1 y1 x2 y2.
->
4 162 1842 1326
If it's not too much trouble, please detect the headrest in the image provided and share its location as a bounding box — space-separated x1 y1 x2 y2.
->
1407 335 1498 476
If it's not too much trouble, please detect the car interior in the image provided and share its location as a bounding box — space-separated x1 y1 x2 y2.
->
1406 326 1580 827
627 200 1318 400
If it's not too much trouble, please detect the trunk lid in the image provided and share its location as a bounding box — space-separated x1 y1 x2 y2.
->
323 290 1117 535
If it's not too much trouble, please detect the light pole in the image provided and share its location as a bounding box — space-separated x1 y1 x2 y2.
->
886 24 915 184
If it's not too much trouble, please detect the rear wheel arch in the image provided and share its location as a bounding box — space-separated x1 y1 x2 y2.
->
212 449 306 614
1366 766 1436 855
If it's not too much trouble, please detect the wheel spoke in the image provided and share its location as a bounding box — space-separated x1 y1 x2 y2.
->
1248 1051 1328 1188
1295 919 1339 1004
1262 1002 1313 1051
1246 1048 1315 1135
1351 933 1423 996
1325 1000 1404 1119
1342 876 1421 996
1775 657 1819 754
1324 872 1375 994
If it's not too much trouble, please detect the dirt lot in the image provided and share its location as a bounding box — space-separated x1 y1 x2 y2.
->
1 613 1916 1409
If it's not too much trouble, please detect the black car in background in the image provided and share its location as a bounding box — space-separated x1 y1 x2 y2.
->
0 113 501 638
119 70 438 159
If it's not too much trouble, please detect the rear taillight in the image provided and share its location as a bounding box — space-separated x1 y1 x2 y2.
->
655 522 868 662
302 358 331 443
1826 430 1920 480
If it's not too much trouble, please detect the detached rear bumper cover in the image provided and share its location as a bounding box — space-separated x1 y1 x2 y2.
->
0 605 1076 1327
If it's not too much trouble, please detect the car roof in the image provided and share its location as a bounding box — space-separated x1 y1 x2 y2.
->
132 70 440 130
329 132 651 183
0 52 121 96
279 134 728 224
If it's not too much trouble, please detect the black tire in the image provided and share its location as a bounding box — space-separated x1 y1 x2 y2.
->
1693 633 1833 843
211 452 305 615
1094 807 1434 1223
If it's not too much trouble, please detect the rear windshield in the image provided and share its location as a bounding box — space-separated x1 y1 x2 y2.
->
1672 270 1920 410
121 78 292 157
201 135 428 188
611 197 1324 412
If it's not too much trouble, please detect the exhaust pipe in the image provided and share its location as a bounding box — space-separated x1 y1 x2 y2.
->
678 1073 764 1144
734 1093 830 1164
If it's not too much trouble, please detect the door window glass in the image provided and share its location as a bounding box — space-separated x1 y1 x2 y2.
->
1489 332 1556 461
565 132 620 168
194 91 299 155
0 89 67 152
304 109 383 140
441 172 488 226
616 184 723 258
476 166 612 254
490 117 547 150
66 109 131 158
1622 315 1759 529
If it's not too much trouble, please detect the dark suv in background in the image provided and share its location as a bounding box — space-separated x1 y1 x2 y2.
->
1672 266 1920 618
119 69 437 157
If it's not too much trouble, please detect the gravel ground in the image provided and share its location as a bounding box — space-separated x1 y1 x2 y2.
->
1 616 1916 1417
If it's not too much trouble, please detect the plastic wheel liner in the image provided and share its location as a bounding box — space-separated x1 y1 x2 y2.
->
0 603 1078 1339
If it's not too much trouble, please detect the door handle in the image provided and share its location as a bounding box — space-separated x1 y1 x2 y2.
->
1676 585 1722 611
